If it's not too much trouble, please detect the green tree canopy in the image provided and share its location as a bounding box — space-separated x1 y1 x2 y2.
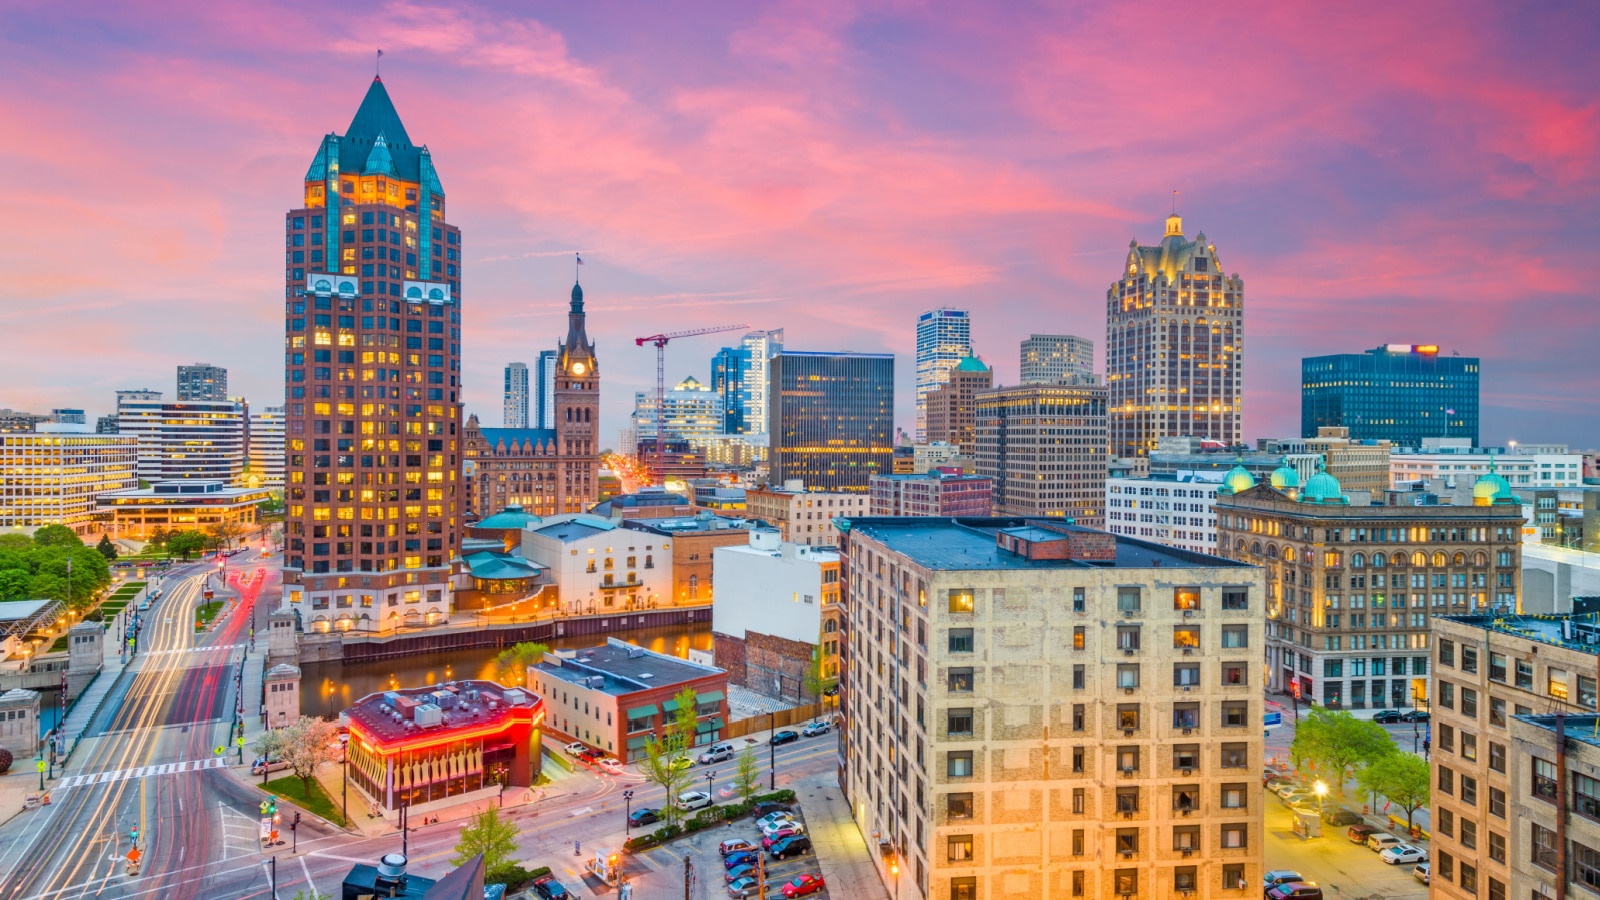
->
492 642 550 686
32 525 81 548
1290 708 1397 798
167 531 207 560
1356 752 1431 828
451 806 519 873
95 534 118 561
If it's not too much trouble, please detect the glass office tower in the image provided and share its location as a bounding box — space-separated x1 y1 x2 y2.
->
1301 344 1479 446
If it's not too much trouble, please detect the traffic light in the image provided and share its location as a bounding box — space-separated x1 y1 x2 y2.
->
293 812 301 828
130 825 139 843
268 797 277 816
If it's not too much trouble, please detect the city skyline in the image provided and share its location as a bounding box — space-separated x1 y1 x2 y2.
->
1 3 1597 449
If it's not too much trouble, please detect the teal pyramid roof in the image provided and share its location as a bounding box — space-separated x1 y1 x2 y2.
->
363 133 399 177
304 77 440 190
954 356 990 373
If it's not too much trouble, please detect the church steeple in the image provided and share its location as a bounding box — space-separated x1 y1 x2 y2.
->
562 280 595 368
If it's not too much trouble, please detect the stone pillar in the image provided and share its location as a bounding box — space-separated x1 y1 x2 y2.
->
64 622 102 701
0 688 41 758
267 610 299 664
263 664 301 731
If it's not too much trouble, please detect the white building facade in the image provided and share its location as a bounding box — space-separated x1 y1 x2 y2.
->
503 362 529 428
247 406 285 490
0 433 138 535
1390 440 1581 489
520 514 673 614
712 530 842 690
740 329 784 436
115 390 248 484
915 308 971 441
1105 471 1223 555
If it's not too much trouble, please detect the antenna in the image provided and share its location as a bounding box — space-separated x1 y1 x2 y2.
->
376 48 384 78
1172 189 1179 215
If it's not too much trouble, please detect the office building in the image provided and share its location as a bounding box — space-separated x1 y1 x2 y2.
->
839 516 1265 900
630 377 723 447
915 308 971 441
0 433 137 535
281 76 463 624
1215 462 1525 706
1391 439 1581 490
50 409 86 426
519 514 672 614
1260 427 1393 494
503 362 529 428
0 410 50 433
1106 213 1244 457
533 350 557 430
115 390 248 484
1106 471 1224 555
94 415 118 435
1429 613 1600 900
974 382 1108 526
712 529 842 693
529 638 729 762
97 479 274 541
176 363 228 402
711 345 751 435
1301 344 1480 446
869 470 993 517
912 442 962 474
1020 334 1095 385
769 351 894 492
924 357 992 455
743 481 869 547
247 405 286 489
741 329 783 436
626 514 762 606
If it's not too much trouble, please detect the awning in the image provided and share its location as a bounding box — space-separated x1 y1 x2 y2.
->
695 717 726 733
696 691 725 703
662 698 680 712
626 704 658 719
626 736 650 750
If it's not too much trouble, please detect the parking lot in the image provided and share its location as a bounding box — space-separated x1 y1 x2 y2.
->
1263 786 1428 900
641 802 830 900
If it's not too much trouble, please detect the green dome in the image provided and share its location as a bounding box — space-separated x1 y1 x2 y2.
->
1473 456 1518 505
1270 457 1301 491
1219 458 1256 495
1299 459 1347 505
953 356 990 373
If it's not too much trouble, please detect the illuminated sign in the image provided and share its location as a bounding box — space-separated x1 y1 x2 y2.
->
1385 344 1439 355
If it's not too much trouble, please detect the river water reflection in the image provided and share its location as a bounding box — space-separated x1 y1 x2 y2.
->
299 623 713 719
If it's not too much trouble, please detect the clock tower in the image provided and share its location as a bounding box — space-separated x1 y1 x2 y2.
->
555 280 600 512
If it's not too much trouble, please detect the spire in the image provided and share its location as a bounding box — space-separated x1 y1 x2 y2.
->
363 132 398 177
347 77 413 150
570 281 584 314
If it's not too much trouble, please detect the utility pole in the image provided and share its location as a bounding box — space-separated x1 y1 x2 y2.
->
270 856 277 899
769 711 776 790
683 856 692 900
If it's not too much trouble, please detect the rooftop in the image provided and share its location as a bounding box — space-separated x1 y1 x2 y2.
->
528 514 617 542
1513 714 1600 751
344 679 540 751
472 505 542 531
627 514 761 535
842 517 1248 571
462 551 543 581
1443 613 1600 657
475 427 558 452
0 599 63 637
532 637 724 697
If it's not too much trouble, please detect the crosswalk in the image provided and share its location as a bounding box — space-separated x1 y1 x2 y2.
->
56 756 228 790
140 643 245 657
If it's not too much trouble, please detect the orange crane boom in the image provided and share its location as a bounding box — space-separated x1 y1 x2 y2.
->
634 324 750 484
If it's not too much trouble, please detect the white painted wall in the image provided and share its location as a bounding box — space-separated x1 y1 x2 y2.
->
521 514 674 612
712 536 835 644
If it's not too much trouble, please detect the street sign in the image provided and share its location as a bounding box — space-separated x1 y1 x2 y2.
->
1263 712 1283 727
127 848 142 864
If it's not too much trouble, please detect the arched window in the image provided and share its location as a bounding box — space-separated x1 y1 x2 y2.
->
1474 551 1489 567
1251 542 1263 556
1351 553 1366 568
1373 552 1387 567
1453 552 1466 566
823 618 839 633
1267 544 1279 560
1391 552 1406 568
688 574 698 600
1432 552 1448 568
1413 551 1428 568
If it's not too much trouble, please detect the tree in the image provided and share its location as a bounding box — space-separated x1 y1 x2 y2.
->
95 534 118 561
269 716 341 799
492 642 550 685
0 569 29 600
32 525 81 548
207 519 245 551
146 526 170 548
451 806 519 872
168 530 206 560
639 734 694 828
733 746 761 806
1356 753 1431 829
1290 708 1396 798
802 652 836 717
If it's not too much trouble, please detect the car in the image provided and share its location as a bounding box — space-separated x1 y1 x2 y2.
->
1347 823 1379 843
677 790 713 811
800 721 830 737
1401 710 1430 722
1278 791 1312 807
762 826 806 848
752 800 792 818
251 757 290 775
757 811 797 829
1320 807 1362 826
720 838 758 857
1263 871 1305 892
595 758 625 775
1413 863 1431 885
670 756 693 772
1265 884 1323 900
578 748 603 762
761 817 804 837
628 808 660 827
781 874 827 898
531 876 571 899
564 742 587 757
723 850 758 870
769 834 812 859
1380 844 1428 865
725 864 757 883
1367 832 1405 852
698 743 737 764
770 730 800 746
1371 709 1404 724
1275 782 1306 799
727 876 760 899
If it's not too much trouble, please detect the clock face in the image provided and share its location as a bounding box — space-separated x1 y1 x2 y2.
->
572 362 587 375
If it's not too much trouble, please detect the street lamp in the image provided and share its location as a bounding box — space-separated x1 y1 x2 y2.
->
1313 780 1327 813
705 770 716 805
36 758 45 791
623 789 634 831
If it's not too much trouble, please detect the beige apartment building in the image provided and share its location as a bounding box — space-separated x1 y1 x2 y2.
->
743 481 869 547
1431 613 1600 900
839 515 1265 900
1305 427 1391 495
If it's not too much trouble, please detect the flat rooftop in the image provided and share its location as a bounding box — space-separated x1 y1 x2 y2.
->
1514 714 1600 751
344 679 539 749
843 517 1249 571
533 637 723 696
1443 613 1600 657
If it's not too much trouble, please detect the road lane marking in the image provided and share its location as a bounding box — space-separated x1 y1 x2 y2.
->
54 757 227 790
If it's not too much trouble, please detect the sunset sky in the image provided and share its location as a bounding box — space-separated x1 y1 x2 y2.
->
2 1 1596 447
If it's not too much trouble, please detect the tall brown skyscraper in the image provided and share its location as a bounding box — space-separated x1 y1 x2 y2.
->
1105 213 1243 457
280 77 464 628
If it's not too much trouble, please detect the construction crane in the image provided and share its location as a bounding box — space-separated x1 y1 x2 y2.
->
635 324 750 484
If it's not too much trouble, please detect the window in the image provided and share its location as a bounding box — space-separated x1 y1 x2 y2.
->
1070 871 1084 897
1115 869 1138 896
946 708 973 736
1115 828 1139 855
1117 704 1139 730
1439 765 1454 795
1578 773 1600 820
1072 829 1084 856
947 834 973 862
1438 723 1454 752
1488 878 1505 900
1072 788 1084 813
1439 681 1454 709
948 668 973 692
1173 785 1199 812
1437 808 1453 837
1575 843 1600 892
1173 703 1200 729
1072 746 1084 773
1222 589 1248 610
1072 626 1085 649
1221 626 1248 648
1489 831 1506 863
1221 743 1247 768
1072 703 1085 731
1174 627 1200 649
948 629 974 653
1490 697 1506 727
1489 652 1507 682
1516 659 1534 690
1460 863 1477 893
948 589 974 614
1222 864 1246 891
1072 665 1085 690
947 793 973 820
1222 663 1246 685
1462 775 1478 805
1583 675 1599 709
1489 787 1505 818
1173 824 1200 849
951 877 976 900
1174 867 1198 893
1072 587 1085 612
1117 626 1141 650
947 752 973 778
1117 588 1141 612
1116 787 1139 813
1117 665 1141 689
1461 818 1477 850
1439 639 1456 666
1220 823 1247 848
1533 758 1557 800
1438 850 1454 881
1221 702 1248 727
1462 645 1478 674
1533 823 1558 870
1174 587 1200 610
1220 784 1246 809
1118 746 1140 773
1173 744 1200 770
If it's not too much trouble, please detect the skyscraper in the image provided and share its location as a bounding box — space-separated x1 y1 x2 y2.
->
281 76 463 626
923 356 992 454
248 405 286 490
1019 334 1095 384
116 389 248 483
710 345 750 434
534 350 557 430
741 329 783 435
503 362 529 428
769 351 893 492
974 382 1108 525
177 363 228 401
1301 344 1480 446
1106 214 1243 457
914 308 971 441
630 377 724 446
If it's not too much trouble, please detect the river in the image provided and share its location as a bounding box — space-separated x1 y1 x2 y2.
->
298 622 714 719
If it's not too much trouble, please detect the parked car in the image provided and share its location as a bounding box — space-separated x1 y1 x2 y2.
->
1347 824 1380 843
531 876 571 899
1278 791 1312 808
251 757 289 775
1263 870 1304 892
1265 884 1323 900
670 756 693 772
1367 833 1405 853
1321 807 1362 826
1400 710 1430 722
800 721 830 737
628 808 660 827
725 864 756 883
727 876 760 899
1275 783 1306 800
720 838 758 857
757 811 797 830
752 800 792 818
762 826 806 848
1264 773 1293 790
578 748 603 763
1380 844 1428 865
781 874 827 898
1413 863 1431 885
595 758 625 775
761 818 804 837
1371 709 1404 724
723 850 758 870
563 742 587 757
698 743 737 764
769 835 813 860
677 790 713 811
770 730 800 746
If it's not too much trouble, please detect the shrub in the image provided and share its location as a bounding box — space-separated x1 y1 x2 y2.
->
527 866 552 880
485 863 540 889
0 747 12 775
